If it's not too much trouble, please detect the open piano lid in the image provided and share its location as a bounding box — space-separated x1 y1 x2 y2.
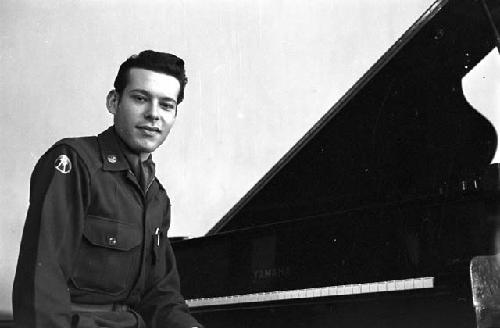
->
208 0 500 235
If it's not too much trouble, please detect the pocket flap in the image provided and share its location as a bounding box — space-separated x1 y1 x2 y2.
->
84 215 141 251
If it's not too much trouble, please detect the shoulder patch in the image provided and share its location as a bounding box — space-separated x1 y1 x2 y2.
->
54 154 72 174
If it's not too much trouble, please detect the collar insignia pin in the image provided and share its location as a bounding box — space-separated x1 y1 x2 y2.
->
107 155 117 164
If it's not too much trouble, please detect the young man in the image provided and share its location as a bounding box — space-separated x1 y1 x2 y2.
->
13 50 202 328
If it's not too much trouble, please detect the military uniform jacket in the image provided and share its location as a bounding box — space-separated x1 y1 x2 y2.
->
13 127 201 328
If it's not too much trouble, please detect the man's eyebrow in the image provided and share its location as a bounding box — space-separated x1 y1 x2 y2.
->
129 89 177 103
160 97 177 104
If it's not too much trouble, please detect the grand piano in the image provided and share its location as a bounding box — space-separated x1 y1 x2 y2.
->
172 0 500 327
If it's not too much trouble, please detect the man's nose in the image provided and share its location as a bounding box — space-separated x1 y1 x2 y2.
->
145 101 160 120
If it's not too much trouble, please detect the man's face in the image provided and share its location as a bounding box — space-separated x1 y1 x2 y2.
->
107 68 180 157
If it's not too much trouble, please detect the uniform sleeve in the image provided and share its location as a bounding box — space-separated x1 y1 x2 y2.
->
13 145 90 328
136 206 203 328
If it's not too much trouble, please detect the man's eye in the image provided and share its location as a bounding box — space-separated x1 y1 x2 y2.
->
161 103 176 111
133 95 147 102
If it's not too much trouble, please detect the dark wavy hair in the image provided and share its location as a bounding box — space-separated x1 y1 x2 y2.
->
113 50 188 104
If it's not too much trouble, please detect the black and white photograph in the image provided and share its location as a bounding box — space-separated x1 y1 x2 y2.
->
1 0 500 327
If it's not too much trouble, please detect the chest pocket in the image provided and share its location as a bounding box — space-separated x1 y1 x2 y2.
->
71 215 142 295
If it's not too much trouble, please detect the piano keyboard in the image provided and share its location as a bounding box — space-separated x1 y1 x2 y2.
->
186 277 434 308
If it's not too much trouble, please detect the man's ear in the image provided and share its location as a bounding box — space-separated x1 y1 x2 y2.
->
106 90 119 115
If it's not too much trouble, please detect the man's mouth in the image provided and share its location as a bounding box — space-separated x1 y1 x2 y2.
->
138 126 161 133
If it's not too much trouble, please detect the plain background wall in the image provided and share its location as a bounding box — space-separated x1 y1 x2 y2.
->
1 0 499 313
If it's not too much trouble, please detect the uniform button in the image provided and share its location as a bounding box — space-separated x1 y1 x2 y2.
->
108 237 117 246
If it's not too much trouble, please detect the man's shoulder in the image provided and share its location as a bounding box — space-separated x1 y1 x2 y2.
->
30 134 99 178
47 134 101 169
55 135 98 152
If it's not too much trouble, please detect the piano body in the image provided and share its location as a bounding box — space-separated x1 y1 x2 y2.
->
172 0 500 327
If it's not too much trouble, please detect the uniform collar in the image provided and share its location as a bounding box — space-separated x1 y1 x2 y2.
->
116 132 155 180
97 127 131 171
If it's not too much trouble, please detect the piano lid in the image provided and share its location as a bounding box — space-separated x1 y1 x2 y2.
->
208 0 500 235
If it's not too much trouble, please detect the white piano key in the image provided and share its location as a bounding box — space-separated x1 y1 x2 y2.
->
387 280 396 291
361 283 371 294
423 277 434 288
352 284 361 294
404 279 414 290
377 281 387 292
188 298 198 307
297 289 308 299
277 291 285 300
369 283 378 293
327 286 337 296
395 280 405 291
267 293 275 302
344 285 353 295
